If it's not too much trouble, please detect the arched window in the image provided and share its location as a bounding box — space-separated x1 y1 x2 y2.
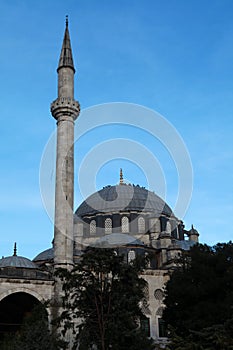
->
104 218 112 234
141 282 151 316
90 220 96 235
121 216 129 233
166 221 171 234
138 216 145 233
128 250 136 263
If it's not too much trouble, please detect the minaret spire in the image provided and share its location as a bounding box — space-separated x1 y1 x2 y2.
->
57 15 75 73
51 18 80 268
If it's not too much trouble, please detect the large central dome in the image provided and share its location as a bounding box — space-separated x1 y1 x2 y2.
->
75 184 172 217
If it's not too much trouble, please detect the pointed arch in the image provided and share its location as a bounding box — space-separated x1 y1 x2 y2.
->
121 216 129 233
90 220 96 235
0 292 45 337
138 216 145 233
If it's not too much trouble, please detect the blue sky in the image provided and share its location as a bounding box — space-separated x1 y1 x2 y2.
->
0 0 233 259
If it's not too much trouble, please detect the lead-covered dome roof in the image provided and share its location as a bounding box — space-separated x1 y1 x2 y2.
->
33 248 54 262
75 184 172 217
0 255 37 269
33 247 82 263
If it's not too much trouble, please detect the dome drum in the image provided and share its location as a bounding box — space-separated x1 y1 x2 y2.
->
74 212 184 242
76 213 151 238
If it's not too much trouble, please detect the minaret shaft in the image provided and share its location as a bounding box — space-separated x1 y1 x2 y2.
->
51 20 80 268
58 68 74 99
53 116 74 267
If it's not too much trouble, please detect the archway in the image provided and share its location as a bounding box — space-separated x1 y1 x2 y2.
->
0 292 41 339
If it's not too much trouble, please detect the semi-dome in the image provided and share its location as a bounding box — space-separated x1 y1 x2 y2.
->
33 248 54 262
0 255 37 269
75 184 172 217
33 247 82 263
91 233 145 248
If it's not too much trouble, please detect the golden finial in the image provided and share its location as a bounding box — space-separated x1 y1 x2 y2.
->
66 15 68 27
120 168 124 185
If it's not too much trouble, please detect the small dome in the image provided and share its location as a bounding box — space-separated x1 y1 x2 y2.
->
189 225 199 235
33 248 54 262
0 256 37 269
76 184 172 217
33 247 82 262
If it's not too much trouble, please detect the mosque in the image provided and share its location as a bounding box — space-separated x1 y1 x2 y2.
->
0 19 199 347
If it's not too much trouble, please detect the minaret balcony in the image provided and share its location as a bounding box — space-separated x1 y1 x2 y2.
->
51 97 80 120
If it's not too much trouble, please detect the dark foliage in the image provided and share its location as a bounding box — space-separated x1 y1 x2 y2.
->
163 242 233 349
56 248 154 350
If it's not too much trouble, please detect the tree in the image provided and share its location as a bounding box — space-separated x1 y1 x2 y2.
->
163 242 233 349
56 248 154 350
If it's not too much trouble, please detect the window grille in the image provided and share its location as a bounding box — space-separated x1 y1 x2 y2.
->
138 217 145 233
121 216 129 233
154 289 164 301
90 220 96 235
104 218 112 234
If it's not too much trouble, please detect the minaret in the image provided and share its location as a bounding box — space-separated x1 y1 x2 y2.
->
51 17 80 268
